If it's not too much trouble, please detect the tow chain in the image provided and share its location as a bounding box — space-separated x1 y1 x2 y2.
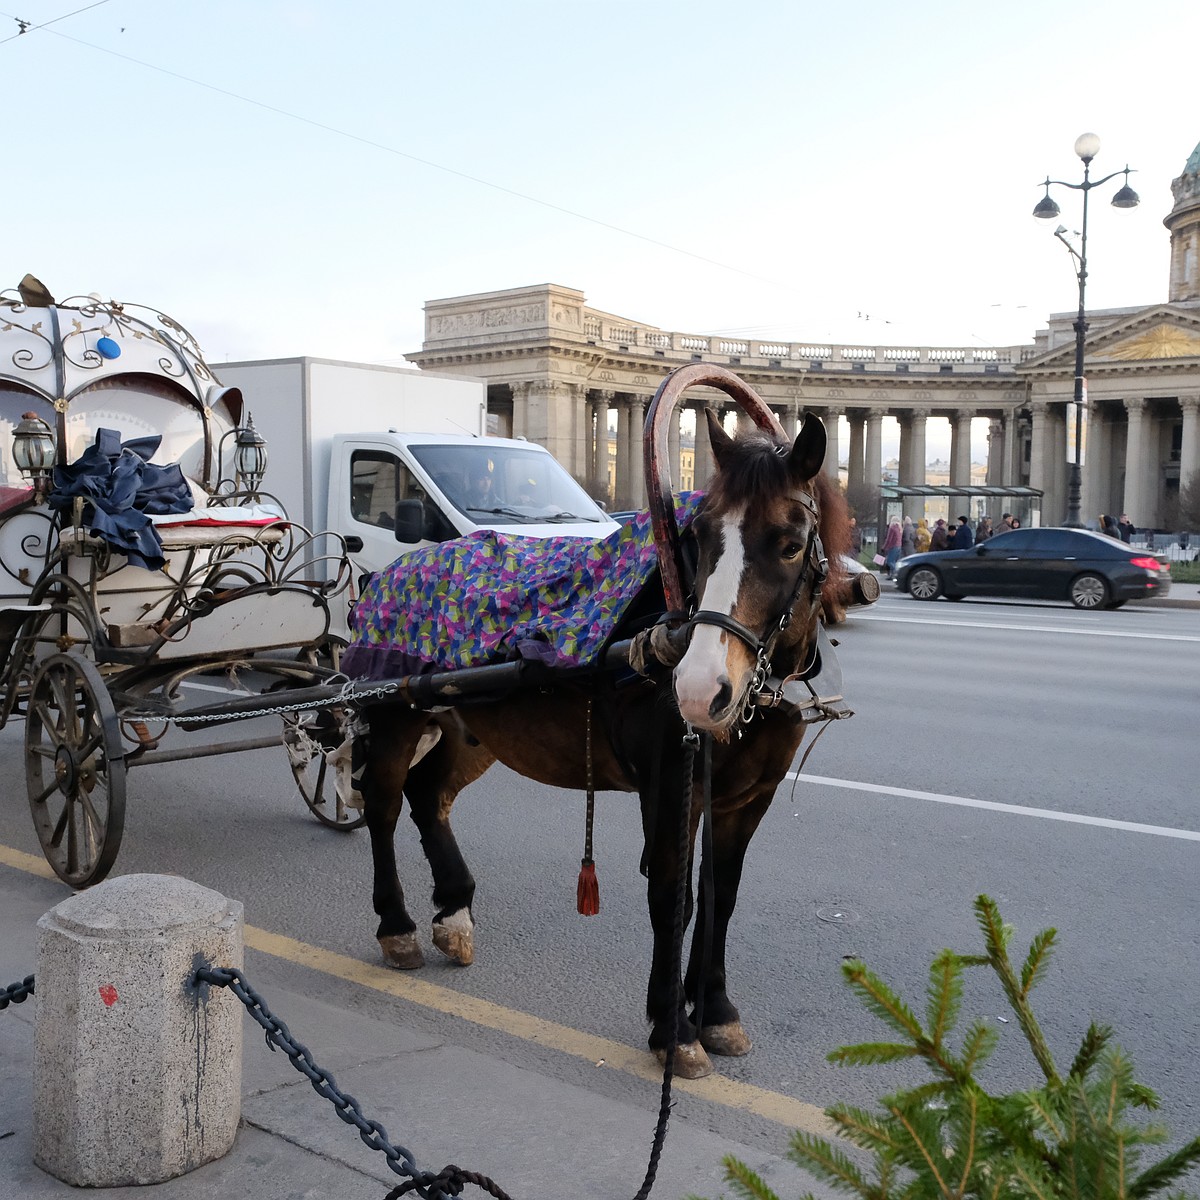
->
1 975 34 1010
193 965 514 1200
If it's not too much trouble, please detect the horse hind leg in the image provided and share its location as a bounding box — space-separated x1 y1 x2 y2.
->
404 712 495 967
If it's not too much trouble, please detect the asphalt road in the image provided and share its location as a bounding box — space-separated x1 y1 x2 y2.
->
1 589 1197 1160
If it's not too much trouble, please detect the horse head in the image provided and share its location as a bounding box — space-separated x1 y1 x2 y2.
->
673 411 847 733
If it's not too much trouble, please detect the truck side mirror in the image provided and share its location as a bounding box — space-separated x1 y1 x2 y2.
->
393 499 425 544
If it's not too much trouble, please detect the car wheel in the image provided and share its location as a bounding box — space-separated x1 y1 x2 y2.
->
1069 572 1108 609
908 566 942 600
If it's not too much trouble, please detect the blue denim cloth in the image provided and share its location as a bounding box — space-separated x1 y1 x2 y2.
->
49 428 194 570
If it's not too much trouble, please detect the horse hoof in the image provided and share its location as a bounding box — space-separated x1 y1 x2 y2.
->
654 1041 714 1079
432 908 474 966
379 932 424 969
700 1021 752 1057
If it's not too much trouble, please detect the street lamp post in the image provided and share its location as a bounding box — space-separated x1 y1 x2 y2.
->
1033 132 1139 527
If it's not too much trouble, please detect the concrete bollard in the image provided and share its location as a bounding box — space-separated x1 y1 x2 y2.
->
33 873 244 1187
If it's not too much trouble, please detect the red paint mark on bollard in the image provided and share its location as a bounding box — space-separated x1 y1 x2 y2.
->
99 984 118 1007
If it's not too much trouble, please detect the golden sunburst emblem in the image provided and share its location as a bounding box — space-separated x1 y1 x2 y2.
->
1101 325 1200 360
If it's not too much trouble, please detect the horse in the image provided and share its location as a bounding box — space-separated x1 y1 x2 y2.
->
355 405 850 1079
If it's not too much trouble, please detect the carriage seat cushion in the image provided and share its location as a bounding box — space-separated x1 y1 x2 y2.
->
151 504 285 548
343 492 704 680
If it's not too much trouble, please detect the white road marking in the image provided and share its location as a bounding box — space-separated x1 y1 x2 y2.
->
790 773 1200 842
851 611 1200 643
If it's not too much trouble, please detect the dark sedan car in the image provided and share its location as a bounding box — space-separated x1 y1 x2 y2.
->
894 526 1171 609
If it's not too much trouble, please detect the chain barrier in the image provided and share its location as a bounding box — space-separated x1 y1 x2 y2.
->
1 975 34 1010
193 965 515 1200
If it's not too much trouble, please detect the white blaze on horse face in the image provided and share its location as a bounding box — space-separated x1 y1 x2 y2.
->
674 509 750 729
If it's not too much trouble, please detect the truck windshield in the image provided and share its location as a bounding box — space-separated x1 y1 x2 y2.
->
409 444 607 524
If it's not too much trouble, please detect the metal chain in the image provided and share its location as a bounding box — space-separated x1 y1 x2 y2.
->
123 677 403 728
0 975 34 1010
194 965 515 1200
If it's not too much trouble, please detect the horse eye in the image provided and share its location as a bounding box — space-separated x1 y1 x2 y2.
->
782 541 803 561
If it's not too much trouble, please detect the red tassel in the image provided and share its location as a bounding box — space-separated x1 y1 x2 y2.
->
576 859 599 915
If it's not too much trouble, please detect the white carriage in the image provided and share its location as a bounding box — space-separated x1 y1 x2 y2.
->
0 277 359 888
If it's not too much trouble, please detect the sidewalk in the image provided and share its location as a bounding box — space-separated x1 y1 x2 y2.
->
1 869 822 1200
1147 581 1200 609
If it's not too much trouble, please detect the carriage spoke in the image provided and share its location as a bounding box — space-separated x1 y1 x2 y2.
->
48 798 72 850
29 776 62 806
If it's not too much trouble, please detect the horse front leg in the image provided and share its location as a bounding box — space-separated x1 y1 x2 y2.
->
403 713 495 966
643 757 712 1079
364 706 436 969
685 791 773 1058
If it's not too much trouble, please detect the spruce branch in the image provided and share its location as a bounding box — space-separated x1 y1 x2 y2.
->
841 960 925 1042
1069 1023 1114 1080
1019 928 1057 999
925 948 964 1054
1131 1137 1200 1199
716 1154 783 1200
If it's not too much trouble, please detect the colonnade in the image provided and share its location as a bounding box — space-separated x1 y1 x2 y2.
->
505 381 1199 529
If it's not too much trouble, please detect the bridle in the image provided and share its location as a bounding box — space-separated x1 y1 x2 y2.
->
685 484 829 724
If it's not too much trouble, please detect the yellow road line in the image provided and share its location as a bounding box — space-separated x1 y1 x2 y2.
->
1 843 830 1135
246 926 831 1135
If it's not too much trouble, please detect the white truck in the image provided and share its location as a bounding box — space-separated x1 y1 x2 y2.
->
215 358 619 634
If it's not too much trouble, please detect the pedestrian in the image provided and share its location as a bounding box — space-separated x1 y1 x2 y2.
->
998 512 1015 533
930 518 949 551
975 515 993 543
1011 517 1021 529
901 515 916 557
1100 513 1121 539
1117 513 1135 543
881 517 903 577
848 516 863 557
915 517 931 553
952 514 973 550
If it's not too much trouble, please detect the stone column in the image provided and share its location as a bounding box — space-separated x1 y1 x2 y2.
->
614 397 632 510
589 391 610 498
692 401 715 489
1122 398 1149 527
864 410 884 491
903 408 928 519
787 403 803 441
1029 401 1050 521
1002 410 1019 487
950 410 973 486
1082 402 1106 522
627 394 648 510
510 381 530 441
823 408 843 485
1048 404 1067 524
669 406 682 488
1180 396 1200 493
847 412 865 492
986 420 1003 486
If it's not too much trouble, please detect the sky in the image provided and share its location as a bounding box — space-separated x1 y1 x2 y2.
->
4 0 1199 462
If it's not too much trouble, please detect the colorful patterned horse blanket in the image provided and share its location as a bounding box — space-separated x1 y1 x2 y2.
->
342 493 703 681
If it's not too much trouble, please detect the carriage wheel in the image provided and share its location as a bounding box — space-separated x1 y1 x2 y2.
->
25 653 127 889
281 705 366 831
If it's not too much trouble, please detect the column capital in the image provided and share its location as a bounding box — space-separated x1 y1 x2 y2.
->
823 406 844 419
909 407 931 421
954 408 974 423
1180 395 1200 415
1124 397 1147 416
593 387 616 403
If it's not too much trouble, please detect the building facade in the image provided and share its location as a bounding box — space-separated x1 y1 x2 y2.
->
407 141 1200 530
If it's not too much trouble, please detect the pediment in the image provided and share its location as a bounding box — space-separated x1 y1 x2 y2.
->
1018 303 1200 372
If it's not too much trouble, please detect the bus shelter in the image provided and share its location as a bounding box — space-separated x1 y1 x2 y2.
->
878 484 1045 533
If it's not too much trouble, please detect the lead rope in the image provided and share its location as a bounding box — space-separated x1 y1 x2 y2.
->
632 727 701 1200
576 696 600 915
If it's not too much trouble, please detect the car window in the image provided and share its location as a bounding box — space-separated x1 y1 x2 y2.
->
1027 530 1080 555
983 529 1034 553
350 451 425 529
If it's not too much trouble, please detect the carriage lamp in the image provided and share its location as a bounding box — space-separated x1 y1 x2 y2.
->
233 415 268 497
12 412 56 494
1033 132 1139 528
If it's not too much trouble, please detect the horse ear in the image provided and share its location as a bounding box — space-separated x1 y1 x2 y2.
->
704 408 735 469
787 412 827 483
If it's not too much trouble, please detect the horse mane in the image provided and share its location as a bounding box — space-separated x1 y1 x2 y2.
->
701 428 851 606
